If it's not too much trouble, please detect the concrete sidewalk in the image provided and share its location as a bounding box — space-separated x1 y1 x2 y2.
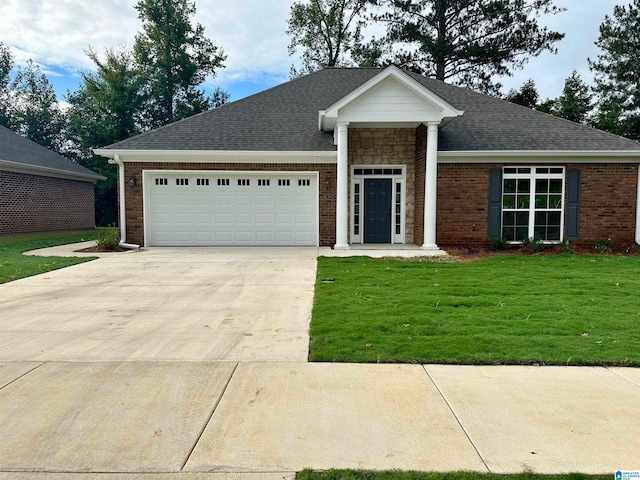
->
0 362 638 477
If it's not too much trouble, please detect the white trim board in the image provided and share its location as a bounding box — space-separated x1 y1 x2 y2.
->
438 150 640 163
95 149 337 164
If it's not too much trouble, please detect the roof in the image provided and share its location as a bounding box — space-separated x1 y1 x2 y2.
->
0 125 104 182
101 67 640 153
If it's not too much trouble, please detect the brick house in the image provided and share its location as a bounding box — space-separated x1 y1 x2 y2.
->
0 125 104 235
94 66 640 250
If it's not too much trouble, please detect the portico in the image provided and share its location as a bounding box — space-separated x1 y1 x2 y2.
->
319 66 463 251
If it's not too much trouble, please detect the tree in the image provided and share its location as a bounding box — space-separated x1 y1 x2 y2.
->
133 0 226 127
504 79 540 109
589 0 640 141
378 0 565 94
0 42 13 128
286 0 376 77
9 60 65 152
555 70 593 124
66 47 147 225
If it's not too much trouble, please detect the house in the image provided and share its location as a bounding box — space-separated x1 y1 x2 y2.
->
94 66 640 250
0 125 105 235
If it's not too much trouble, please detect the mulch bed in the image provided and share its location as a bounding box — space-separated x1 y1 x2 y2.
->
75 245 130 253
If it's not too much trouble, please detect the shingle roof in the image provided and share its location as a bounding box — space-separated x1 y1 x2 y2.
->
103 68 640 152
0 125 104 181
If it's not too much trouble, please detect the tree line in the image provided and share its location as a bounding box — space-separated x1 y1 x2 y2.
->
1 0 639 226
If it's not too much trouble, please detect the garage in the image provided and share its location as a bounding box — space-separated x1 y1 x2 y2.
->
144 171 318 246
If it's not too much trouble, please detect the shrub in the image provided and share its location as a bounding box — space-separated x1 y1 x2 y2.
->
592 238 613 255
95 227 120 251
558 240 575 254
490 237 509 251
520 238 545 254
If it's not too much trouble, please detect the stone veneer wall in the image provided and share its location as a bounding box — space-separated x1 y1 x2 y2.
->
349 128 417 244
122 162 337 247
1 170 95 235
436 163 639 248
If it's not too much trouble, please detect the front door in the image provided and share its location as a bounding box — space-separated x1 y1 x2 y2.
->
364 179 392 243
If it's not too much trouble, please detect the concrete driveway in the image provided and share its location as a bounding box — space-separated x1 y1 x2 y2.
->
0 247 317 362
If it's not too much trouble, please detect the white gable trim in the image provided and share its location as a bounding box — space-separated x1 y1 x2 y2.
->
94 149 337 164
438 150 640 163
320 66 463 131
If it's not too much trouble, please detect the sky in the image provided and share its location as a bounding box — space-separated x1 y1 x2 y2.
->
0 0 623 106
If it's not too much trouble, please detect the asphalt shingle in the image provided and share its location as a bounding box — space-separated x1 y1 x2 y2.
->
103 68 640 152
0 125 103 180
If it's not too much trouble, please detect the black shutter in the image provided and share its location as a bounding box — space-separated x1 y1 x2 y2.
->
566 169 581 241
488 169 503 239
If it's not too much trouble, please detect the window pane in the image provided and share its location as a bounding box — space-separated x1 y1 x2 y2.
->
355 184 360 194
393 169 402 175
354 226 359 235
535 195 548 208
503 211 515 225
536 168 549 174
396 205 401 214
355 205 359 214
503 227 515 241
503 179 516 193
535 179 549 193
534 211 546 226
550 167 563 174
504 167 517 174
518 168 531 174
396 225 401 235
354 169 363 175
547 227 561 240
534 227 546 241
549 179 563 193
548 211 561 226
364 169 372 175
503 195 515 209
517 179 530 193
384 169 392 175
517 195 530 209
549 195 562 209
354 194 359 203
516 211 529 225
516 227 529 241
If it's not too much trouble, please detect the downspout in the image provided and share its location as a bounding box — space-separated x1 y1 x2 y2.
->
636 165 640 245
113 154 140 250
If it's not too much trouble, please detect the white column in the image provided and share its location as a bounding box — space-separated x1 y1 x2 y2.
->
422 122 440 250
334 122 350 250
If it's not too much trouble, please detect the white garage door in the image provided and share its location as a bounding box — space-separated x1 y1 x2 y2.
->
145 171 318 246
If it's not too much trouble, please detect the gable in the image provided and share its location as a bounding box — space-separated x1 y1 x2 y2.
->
336 76 442 124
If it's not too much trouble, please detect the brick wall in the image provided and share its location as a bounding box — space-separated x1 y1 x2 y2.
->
0 170 95 235
436 163 639 248
349 128 416 243
123 162 337 246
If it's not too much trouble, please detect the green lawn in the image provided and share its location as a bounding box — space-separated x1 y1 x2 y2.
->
310 255 640 365
297 471 608 480
0 230 101 284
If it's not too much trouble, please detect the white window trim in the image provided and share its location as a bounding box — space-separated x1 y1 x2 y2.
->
502 166 566 244
350 166 406 245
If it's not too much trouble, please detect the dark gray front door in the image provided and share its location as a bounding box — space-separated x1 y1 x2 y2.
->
364 179 392 243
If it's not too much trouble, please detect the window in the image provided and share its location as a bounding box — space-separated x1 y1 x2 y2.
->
155 178 168 186
353 183 360 236
238 179 250 186
217 178 230 186
502 167 564 242
298 179 311 187
258 179 270 186
278 179 291 186
176 178 189 186
196 178 209 186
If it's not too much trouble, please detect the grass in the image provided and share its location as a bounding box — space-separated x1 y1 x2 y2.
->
297 470 609 480
310 255 640 365
0 230 102 284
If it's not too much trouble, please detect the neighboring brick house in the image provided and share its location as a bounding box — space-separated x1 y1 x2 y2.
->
0 125 104 235
95 66 640 250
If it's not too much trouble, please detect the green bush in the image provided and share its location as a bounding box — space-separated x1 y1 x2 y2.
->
592 238 613 255
95 227 120 251
490 237 509 251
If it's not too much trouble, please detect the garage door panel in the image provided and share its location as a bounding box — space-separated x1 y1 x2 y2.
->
147 172 317 246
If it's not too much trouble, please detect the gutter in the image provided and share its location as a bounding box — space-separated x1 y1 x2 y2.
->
111 154 140 250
